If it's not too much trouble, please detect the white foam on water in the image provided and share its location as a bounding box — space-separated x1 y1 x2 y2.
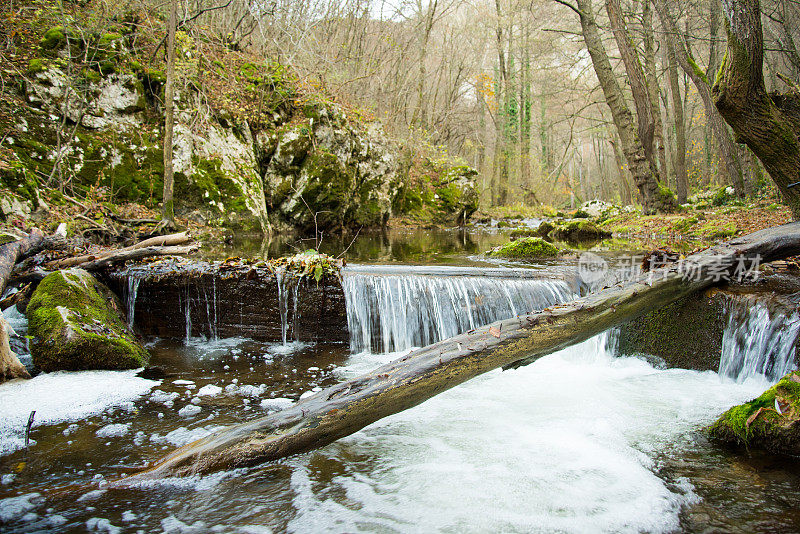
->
0 370 157 456
96 423 131 438
287 333 767 534
0 492 42 522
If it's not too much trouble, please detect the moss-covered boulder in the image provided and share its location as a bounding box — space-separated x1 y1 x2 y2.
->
26 269 149 372
486 237 561 260
709 371 800 456
551 220 611 243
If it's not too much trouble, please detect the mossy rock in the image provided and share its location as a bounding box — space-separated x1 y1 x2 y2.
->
40 26 67 52
535 221 556 238
27 59 49 75
487 237 561 260
26 269 149 372
551 220 611 243
709 371 800 456
509 227 538 240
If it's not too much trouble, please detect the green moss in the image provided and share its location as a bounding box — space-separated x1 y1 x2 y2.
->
487 237 561 259
509 227 538 239
709 371 800 447
551 220 611 243
80 68 102 84
27 58 48 75
40 26 67 51
26 269 149 371
572 209 590 219
672 216 699 233
0 233 18 246
687 55 709 85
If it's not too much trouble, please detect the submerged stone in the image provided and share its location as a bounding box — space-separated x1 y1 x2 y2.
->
709 370 800 456
26 269 149 372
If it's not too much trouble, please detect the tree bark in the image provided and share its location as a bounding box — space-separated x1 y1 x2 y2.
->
569 0 669 214
713 0 800 217
0 230 44 384
122 222 800 480
160 0 178 231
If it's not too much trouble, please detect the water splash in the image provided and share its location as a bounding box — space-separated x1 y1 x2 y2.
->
719 294 800 382
342 269 574 354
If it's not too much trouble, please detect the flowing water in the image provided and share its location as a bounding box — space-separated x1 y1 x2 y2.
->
341 265 574 353
2 231 800 533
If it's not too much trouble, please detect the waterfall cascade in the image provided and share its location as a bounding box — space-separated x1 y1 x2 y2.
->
719 294 800 382
341 266 574 353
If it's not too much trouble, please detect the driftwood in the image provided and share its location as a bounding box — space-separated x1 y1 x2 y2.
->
46 232 191 270
120 222 800 481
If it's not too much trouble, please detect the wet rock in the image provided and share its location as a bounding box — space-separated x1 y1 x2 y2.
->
262 102 398 232
550 220 611 243
617 291 725 371
105 260 348 343
709 370 800 456
26 269 149 371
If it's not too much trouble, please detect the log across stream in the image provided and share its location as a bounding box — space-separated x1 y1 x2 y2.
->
115 222 800 480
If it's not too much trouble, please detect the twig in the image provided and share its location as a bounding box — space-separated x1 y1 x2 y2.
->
24 410 35 454
337 226 362 259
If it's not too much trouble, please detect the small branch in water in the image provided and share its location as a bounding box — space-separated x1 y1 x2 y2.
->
24 410 35 453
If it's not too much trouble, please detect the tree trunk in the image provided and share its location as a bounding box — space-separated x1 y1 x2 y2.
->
160 0 178 230
570 0 669 214
664 15 688 203
654 0 746 198
122 222 800 480
642 0 669 180
713 0 800 217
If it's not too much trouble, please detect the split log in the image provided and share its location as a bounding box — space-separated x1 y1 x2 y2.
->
122 223 800 481
46 232 191 270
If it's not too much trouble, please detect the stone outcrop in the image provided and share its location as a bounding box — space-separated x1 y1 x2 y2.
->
26 268 149 371
2 22 480 231
260 103 399 232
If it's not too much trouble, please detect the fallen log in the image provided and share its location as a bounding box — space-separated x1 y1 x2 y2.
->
75 244 199 270
46 231 191 270
121 223 800 480
0 229 44 297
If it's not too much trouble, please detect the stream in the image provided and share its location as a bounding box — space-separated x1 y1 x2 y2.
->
2 228 800 533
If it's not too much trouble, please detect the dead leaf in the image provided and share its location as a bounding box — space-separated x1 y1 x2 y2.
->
489 326 501 338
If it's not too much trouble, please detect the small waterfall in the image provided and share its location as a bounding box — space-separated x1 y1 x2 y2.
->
342 267 574 354
184 284 193 341
275 267 299 345
719 295 800 382
124 274 142 329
